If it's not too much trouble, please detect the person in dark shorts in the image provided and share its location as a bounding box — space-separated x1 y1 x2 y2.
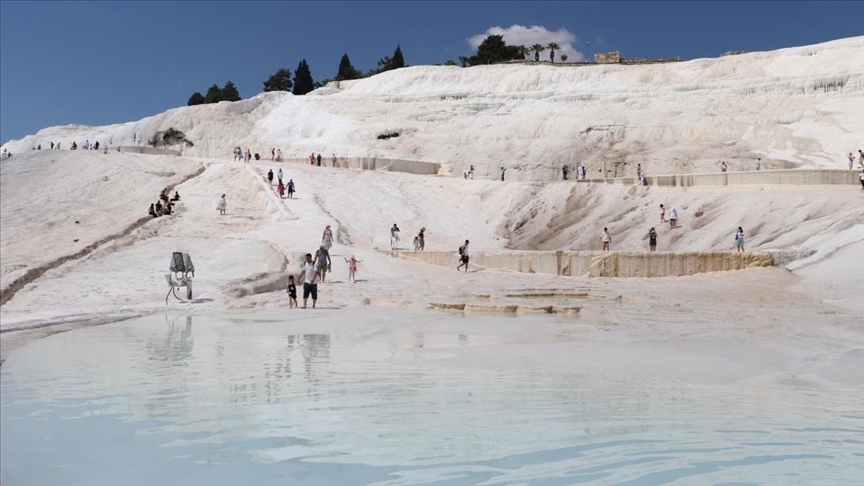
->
286 275 298 308
457 240 470 272
648 227 657 252
298 253 319 308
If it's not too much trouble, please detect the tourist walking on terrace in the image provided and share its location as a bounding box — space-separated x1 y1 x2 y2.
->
601 228 611 251
858 150 864 168
287 179 295 198
314 245 332 283
310 153 316 165
277 179 285 198
417 227 425 251
500 166 506 181
756 158 761 171
345 255 363 283
562 165 569 181
858 169 864 191
457 240 470 272
271 148 275 161
317 153 322 166
660 204 667 224
735 227 745 252
217 194 227 215
277 168 283 182
298 253 319 309
669 207 679 229
267 169 274 185
848 152 855 170
322 225 334 250
648 227 657 252
390 224 401 250
721 161 727 173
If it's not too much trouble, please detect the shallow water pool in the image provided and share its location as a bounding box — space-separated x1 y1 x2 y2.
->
1 311 862 485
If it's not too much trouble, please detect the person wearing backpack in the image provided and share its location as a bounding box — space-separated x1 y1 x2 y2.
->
457 240 470 272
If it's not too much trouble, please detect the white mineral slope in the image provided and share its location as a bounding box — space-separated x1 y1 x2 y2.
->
0 150 203 291
1 146 862 332
3 37 863 179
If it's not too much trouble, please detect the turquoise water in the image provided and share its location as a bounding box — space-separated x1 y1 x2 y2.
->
1 313 862 485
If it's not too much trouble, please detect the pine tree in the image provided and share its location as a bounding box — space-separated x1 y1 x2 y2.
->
336 53 360 81
263 68 293 92
187 92 206 106
221 81 241 102
390 44 405 69
293 59 314 95
204 84 223 104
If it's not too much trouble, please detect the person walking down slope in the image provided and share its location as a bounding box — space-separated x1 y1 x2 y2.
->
500 167 506 181
277 180 285 198
417 227 425 251
660 204 667 224
735 227 745 252
669 207 678 229
277 168 283 183
457 240 470 272
217 194 227 215
390 224 401 250
267 169 274 185
322 225 334 250
601 227 611 251
345 255 363 283
298 253 319 309
648 227 657 252
314 245 332 283
287 179 295 199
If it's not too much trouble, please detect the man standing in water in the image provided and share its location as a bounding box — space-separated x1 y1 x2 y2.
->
298 253 319 309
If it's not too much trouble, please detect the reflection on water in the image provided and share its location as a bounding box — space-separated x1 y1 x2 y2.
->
1 312 863 486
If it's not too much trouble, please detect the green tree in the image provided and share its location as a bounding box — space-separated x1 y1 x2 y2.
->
187 92 206 106
458 55 470 67
221 81 241 102
547 42 561 63
204 84 223 104
531 44 545 62
263 68 293 92
468 35 521 65
444 59 457 66
561 53 569 62
293 59 314 95
514 45 528 60
336 53 360 81
390 44 405 69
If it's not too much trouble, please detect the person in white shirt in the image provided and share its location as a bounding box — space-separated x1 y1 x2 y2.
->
601 228 611 251
669 207 678 229
297 253 319 309
390 224 401 250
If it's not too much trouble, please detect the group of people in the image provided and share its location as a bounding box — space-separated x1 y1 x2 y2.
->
285 224 364 309
309 153 338 167
234 147 252 163
149 188 180 218
267 168 295 199
601 204 745 252
562 165 588 181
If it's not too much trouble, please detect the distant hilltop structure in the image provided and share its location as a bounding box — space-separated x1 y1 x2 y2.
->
593 50 683 65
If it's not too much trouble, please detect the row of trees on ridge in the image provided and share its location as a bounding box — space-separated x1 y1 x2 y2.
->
187 45 405 106
185 38 573 106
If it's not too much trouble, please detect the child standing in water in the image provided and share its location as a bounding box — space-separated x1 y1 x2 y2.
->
286 275 298 308
345 255 362 283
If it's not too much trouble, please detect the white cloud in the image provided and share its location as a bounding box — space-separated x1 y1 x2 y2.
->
467 25 585 62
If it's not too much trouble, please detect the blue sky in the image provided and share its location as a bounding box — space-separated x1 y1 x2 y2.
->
1 1 861 144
